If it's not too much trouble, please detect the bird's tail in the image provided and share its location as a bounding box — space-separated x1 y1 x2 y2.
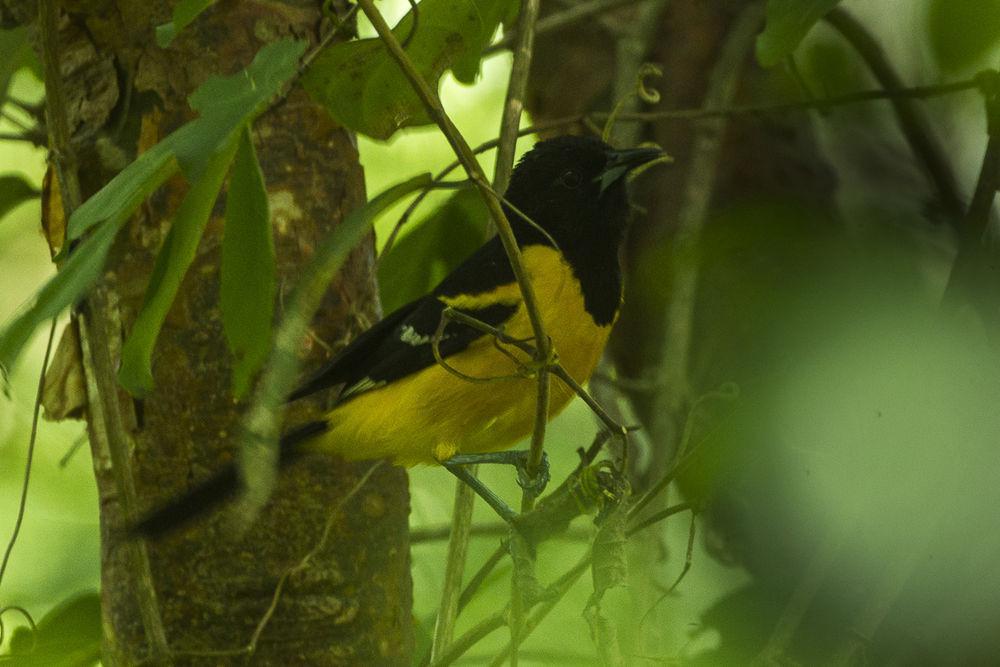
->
128 420 329 540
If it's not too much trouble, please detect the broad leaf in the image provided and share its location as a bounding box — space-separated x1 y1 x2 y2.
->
378 186 488 313
929 0 1000 71
7 591 101 666
118 137 240 395
0 173 40 221
756 0 843 68
0 26 41 99
0 208 121 372
302 0 516 140
221 126 275 397
155 0 218 47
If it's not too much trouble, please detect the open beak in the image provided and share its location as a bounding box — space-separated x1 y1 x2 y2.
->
598 146 667 193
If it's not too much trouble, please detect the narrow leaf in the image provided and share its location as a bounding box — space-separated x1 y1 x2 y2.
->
221 127 274 397
118 137 240 396
67 38 305 244
0 214 121 372
238 173 432 520
302 0 514 140
0 173 40 221
66 140 177 242
155 0 218 47
378 186 488 313
756 0 843 68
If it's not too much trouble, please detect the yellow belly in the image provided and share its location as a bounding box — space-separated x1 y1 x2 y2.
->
308 246 615 465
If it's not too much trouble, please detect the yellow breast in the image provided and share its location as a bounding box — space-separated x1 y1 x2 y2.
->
311 245 616 465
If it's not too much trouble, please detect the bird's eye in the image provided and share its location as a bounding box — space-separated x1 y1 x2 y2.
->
557 170 581 189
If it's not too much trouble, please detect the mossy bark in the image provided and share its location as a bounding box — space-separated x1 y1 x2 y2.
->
30 1 412 663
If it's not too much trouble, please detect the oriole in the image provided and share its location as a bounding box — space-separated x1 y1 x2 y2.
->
135 135 662 537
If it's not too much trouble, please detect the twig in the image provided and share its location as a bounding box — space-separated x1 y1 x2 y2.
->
656 2 763 453
430 473 479 661
488 552 592 667
512 58 547 647
169 461 383 660
37 0 169 658
428 610 508 667
244 461 382 658
0 318 56 593
411 523 590 544
942 74 1000 310
625 501 692 536
486 0 645 55
492 0 541 194
825 7 966 227
356 0 549 360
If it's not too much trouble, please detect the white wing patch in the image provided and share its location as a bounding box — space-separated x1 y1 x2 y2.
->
398 324 446 347
341 376 386 399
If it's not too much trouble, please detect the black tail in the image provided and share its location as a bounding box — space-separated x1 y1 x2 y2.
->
129 420 329 540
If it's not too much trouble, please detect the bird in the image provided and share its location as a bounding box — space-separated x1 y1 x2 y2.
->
133 135 663 538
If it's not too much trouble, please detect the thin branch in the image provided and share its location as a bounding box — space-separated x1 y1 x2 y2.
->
430 473 479 660
428 610 508 667
656 1 763 454
486 0 645 55
0 318 56 592
356 0 550 363
37 0 169 658
488 552 592 667
625 501 692 537
492 0 541 193
825 7 966 227
378 76 981 260
168 461 383 661
38 0 82 213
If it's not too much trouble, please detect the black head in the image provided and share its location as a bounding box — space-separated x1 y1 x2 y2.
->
503 135 662 251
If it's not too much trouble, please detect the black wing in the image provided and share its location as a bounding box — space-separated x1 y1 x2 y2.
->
289 238 519 403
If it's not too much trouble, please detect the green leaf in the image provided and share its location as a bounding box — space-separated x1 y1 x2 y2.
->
67 38 305 245
0 174 40 221
378 186 488 313
0 26 39 98
302 0 514 140
118 136 240 396
0 206 121 372
237 173 432 514
66 140 177 242
756 0 843 68
7 591 101 666
155 0 218 47
928 0 1000 71
173 38 307 176
221 127 275 397
2 39 307 377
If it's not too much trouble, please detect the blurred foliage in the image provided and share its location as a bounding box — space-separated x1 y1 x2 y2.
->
154 0 217 47
0 174 39 221
7 591 101 666
303 0 517 139
4 0 1000 663
928 0 1000 72
756 0 843 67
378 186 489 312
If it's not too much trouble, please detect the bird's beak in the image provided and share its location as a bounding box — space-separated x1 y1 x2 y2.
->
597 146 667 194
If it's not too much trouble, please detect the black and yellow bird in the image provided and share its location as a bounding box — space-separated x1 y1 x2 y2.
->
135 135 662 537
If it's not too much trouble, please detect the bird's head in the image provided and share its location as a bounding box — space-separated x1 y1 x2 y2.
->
503 135 664 251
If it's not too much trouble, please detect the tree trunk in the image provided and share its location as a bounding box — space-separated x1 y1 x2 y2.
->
37 1 412 663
